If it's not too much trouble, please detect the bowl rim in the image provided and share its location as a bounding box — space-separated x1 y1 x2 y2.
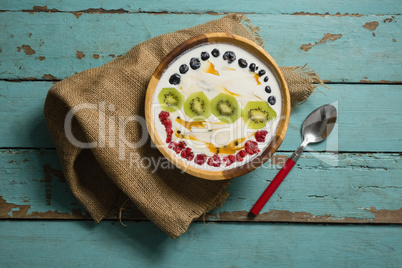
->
145 33 291 180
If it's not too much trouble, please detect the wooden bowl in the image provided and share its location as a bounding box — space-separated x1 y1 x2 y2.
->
145 33 290 180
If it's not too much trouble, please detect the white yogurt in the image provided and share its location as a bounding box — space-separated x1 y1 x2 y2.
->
151 43 282 171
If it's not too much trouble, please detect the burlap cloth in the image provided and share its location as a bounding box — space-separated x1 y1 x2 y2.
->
44 14 323 238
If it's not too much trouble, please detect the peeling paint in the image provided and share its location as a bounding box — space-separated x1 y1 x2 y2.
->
205 207 402 224
392 38 397 42
320 33 342 43
42 74 57 80
38 56 46 61
32 5 60 13
93 54 99 59
365 206 402 223
43 164 65 183
0 196 88 219
363 21 379 31
21 45 36 55
78 8 129 14
0 196 31 218
292 11 362 17
359 79 402 84
76 51 85 59
42 164 66 206
109 54 115 58
0 48 2 53
19 7 133 14
300 43 314 52
17 47 21 52
300 33 342 52
383 17 394 23
73 12 83 19
30 208 87 219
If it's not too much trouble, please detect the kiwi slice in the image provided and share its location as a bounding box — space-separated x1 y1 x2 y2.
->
158 87 185 112
242 101 277 129
183 91 211 120
211 93 241 123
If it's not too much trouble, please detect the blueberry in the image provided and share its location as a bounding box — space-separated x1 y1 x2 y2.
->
201 51 210 61
238 58 248 68
258 69 266 76
249 63 257 72
179 64 189 74
265 86 271 93
268 96 276 105
189 57 201 70
264 76 269 82
211 48 220 57
169 73 181 85
223 51 236 63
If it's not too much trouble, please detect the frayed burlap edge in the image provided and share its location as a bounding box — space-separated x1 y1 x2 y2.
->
237 15 265 47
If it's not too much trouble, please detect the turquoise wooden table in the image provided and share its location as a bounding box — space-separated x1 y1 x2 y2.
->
1 1 401 267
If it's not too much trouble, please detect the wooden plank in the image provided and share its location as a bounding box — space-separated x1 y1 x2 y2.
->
0 13 400 82
1 149 401 223
1 81 401 152
1 0 401 14
0 81 53 148
0 221 401 267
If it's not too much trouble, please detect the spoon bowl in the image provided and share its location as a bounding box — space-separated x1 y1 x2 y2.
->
302 104 337 144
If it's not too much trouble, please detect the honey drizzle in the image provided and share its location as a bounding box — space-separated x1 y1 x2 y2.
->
222 66 236 71
203 61 220 76
252 93 264 101
208 137 246 155
254 73 261 85
223 87 241 97
176 118 207 130
175 132 246 154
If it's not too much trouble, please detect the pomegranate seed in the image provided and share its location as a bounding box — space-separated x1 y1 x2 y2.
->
245 140 259 155
239 150 247 157
194 154 207 165
222 156 234 166
235 152 244 162
173 146 182 154
180 149 188 158
168 141 177 149
178 141 186 150
255 130 268 142
159 111 170 120
207 154 221 167
162 118 172 128
186 152 194 161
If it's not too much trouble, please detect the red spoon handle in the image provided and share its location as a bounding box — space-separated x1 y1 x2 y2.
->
250 158 296 215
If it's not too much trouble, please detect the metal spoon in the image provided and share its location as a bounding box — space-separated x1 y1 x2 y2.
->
250 104 337 215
